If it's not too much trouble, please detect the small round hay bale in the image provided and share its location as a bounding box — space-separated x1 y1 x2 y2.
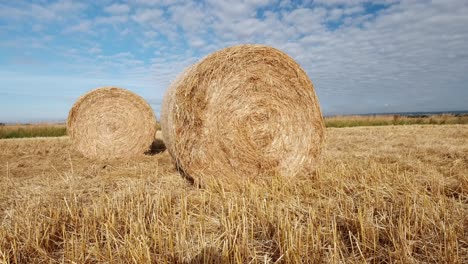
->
67 87 157 159
161 44 325 180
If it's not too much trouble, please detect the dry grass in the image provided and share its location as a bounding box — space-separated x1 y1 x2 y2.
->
0 125 467 263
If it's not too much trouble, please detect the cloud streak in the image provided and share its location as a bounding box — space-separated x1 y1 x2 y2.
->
0 0 467 122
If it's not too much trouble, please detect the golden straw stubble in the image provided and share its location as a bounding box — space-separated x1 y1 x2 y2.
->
161 44 325 181
67 87 157 160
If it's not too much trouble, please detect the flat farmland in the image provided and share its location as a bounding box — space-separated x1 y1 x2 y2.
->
0 125 467 263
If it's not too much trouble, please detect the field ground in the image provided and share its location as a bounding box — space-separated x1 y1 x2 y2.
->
0 125 467 263
1 114 467 139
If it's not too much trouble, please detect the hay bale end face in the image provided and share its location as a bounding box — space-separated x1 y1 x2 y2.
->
67 87 157 159
161 44 325 180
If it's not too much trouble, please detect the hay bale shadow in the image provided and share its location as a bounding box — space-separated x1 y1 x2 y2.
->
145 138 166 155
175 161 197 186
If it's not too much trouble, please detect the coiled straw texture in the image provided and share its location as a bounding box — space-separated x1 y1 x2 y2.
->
67 87 157 160
161 44 325 180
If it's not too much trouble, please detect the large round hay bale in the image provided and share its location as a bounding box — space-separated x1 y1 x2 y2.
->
67 87 157 159
161 44 325 180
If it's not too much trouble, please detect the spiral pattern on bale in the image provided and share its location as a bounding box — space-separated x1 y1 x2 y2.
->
161 44 325 180
67 87 157 160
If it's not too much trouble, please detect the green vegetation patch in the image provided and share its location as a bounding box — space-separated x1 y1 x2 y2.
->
0 125 67 139
325 114 468 128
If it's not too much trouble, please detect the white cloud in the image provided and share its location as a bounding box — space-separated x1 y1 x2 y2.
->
187 36 206 48
120 28 130 36
297 0 468 113
132 8 164 25
65 21 92 33
132 8 182 41
0 0 87 30
144 31 159 38
169 2 211 32
132 0 184 6
0 4 29 20
282 7 327 35
104 4 130 14
95 15 128 25
30 0 87 20
327 8 344 21
1 0 467 118
312 0 397 6
206 0 274 21
343 5 365 15
89 46 101 54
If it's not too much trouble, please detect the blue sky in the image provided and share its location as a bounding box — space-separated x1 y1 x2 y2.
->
0 0 467 122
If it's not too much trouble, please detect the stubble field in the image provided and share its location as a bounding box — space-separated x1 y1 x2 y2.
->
0 125 467 263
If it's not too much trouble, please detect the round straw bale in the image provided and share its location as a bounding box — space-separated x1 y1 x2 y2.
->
67 87 157 159
161 44 325 180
